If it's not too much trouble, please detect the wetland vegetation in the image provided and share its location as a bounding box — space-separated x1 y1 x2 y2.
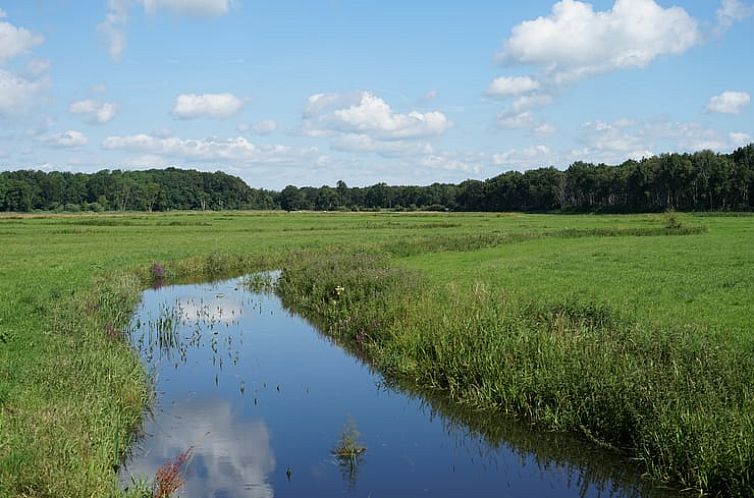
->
1 210 754 497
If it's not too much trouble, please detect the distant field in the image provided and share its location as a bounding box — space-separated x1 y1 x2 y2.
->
1 211 753 497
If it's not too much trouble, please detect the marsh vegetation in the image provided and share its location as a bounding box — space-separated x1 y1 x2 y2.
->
1 211 753 497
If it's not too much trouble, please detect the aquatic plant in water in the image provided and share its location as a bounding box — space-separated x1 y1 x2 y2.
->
152 447 192 498
333 417 366 459
332 418 366 488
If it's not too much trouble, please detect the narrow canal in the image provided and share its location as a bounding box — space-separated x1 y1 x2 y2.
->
121 276 676 498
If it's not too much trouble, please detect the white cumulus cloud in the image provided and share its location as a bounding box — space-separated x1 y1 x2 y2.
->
0 17 43 63
498 0 699 83
69 99 119 124
706 91 751 114
0 69 48 116
302 91 451 159
304 91 450 141
172 93 246 119
486 76 540 97
40 130 88 148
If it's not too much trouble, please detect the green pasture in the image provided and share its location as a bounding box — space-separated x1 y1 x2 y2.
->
0 211 752 497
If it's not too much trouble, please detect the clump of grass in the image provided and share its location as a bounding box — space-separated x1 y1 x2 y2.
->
152 448 192 498
331 418 367 488
150 262 166 289
663 209 683 230
155 305 180 353
332 418 366 459
149 262 166 280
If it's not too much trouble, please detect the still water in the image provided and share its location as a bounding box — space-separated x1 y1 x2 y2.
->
121 276 675 498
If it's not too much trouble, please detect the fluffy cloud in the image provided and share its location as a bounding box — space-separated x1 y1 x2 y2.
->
0 17 43 63
99 0 232 60
237 120 278 135
101 132 319 165
0 14 48 117
39 130 88 148
485 76 540 97
706 91 751 115
301 91 450 159
498 0 699 83
69 99 119 124
172 93 246 119
0 69 48 116
716 0 754 31
304 91 450 141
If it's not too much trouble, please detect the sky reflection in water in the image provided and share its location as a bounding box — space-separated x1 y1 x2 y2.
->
121 277 676 498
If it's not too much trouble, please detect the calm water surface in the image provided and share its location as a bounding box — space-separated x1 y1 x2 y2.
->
121 276 677 498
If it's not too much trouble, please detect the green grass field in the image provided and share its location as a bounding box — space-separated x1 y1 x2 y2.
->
1 211 753 497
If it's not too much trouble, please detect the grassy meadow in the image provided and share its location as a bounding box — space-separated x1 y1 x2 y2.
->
1 211 753 497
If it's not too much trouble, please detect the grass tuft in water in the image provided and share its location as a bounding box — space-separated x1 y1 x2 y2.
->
151 448 192 498
332 418 366 459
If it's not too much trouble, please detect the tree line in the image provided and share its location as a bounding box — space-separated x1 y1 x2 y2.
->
1 144 753 213
0 168 277 212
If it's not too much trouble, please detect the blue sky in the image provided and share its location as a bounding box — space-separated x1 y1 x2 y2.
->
0 0 752 189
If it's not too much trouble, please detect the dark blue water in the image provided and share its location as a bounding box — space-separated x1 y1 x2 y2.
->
121 276 675 498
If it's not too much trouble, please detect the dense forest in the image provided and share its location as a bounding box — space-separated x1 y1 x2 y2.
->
1 144 753 213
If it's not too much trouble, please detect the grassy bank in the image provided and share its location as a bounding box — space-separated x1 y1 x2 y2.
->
277 251 754 496
1 211 753 496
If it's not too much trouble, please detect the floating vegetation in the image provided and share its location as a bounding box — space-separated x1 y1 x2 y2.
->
332 417 366 488
332 417 366 459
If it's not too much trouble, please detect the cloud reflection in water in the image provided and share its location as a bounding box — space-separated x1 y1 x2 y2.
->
125 396 275 498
